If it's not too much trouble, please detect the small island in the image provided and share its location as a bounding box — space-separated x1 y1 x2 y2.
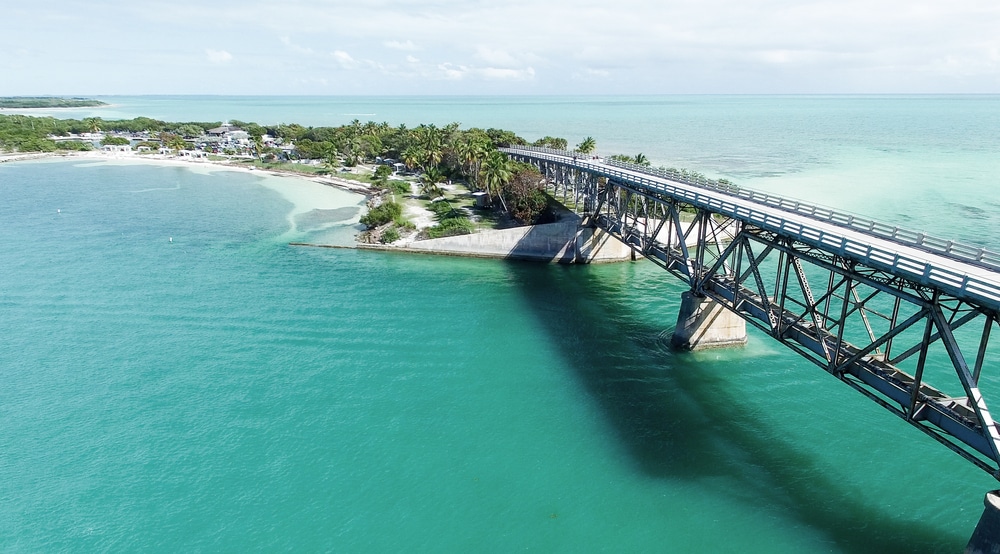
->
0 111 669 261
0 97 107 109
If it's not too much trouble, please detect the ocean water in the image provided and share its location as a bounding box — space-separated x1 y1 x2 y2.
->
12 94 1000 245
2 96 999 551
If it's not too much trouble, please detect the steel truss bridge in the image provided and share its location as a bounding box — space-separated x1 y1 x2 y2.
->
502 146 1000 481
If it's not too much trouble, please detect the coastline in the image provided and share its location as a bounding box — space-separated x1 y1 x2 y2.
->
6 150 376 195
2 150 375 246
2 149 632 263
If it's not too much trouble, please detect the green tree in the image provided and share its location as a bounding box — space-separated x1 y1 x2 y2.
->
531 136 568 150
321 142 340 172
175 124 205 139
482 151 513 212
101 136 130 146
360 200 403 228
163 133 186 152
575 136 596 154
455 134 490 190
253 135 264 161
485 128 525 147
83 117 102 133
372 164 393 189
420 167 446 198
401 146 424 171
506 166 549 224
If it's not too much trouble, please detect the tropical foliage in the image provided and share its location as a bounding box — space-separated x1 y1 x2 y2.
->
575 136 596 154
360 200 403 228
608 153 651 166
0 97 106 108
1 112 568 230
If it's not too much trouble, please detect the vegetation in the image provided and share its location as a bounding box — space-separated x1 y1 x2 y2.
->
425 200 475 239
101 136 130 146
360 200 403 229
504 165 552 225
575 136 596 154
532 136 568 150
608 153 651 167
380 227 401 244
1 111 576 240
0 97 107 108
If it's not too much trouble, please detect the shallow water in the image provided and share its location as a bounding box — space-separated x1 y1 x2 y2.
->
3 96 999 551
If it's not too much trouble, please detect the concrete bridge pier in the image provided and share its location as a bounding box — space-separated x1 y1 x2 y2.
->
966 490 1000 554
671 291 747 350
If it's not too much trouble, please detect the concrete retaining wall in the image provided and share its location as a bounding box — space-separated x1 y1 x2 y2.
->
397 218 632 263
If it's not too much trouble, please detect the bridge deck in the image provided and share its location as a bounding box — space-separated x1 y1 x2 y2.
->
506 148 1000 312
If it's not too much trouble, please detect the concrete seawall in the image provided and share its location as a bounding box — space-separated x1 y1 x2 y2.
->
357 215 633 263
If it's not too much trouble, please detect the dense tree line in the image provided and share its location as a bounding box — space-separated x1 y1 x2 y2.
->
0 113 590 225
0 97 106 108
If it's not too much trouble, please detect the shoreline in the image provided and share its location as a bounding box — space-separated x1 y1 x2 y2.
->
2 150 377 246
3 149 630 263
24 150 377 196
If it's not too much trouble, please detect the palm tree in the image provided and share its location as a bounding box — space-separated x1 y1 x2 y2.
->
634 153 650 166
413 124 443 169
83 117 102 133
420 167 446 198
455 135 490 190
482 151 513 212
253 135 264 161
401 146 424 171
321 142 340 172
372 164 393 189
342 135 363 166
575 136 596 155
166 134 187 154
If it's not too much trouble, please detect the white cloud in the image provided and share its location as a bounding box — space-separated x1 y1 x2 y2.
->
332 50 359 69
437 63 468 80
475 47 519 67
570 67 612 83
385 40 417 51
479 66 535 80
205 49 233 64
5 0 1000 93
281 37 314 55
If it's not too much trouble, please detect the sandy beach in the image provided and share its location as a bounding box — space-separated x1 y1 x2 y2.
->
4 149 378 244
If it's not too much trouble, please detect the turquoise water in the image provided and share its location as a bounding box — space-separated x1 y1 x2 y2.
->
2 96 999 551
13 94 1000 244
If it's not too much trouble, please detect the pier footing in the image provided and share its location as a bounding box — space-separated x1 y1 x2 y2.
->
967 490 1000 554
671 291 747 350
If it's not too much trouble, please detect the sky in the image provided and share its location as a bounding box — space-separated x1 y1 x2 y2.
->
2 0 999 95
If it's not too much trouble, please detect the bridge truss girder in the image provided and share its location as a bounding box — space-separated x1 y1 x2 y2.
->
535 167 1000 479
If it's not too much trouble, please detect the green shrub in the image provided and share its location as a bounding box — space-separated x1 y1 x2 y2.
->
360 200 402 228
101 136 130 146
380 227 401 244
387 180 411 195
394 217 415 231
426 218 474 239
54 141 93 151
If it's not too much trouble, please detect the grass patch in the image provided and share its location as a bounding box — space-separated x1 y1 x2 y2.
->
423 199 475 238
425 218 475 238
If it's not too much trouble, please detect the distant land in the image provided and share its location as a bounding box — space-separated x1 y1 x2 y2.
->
0 97 107 109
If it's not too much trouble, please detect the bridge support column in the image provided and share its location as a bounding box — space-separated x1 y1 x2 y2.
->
671 291 747 350
966 490 1000 554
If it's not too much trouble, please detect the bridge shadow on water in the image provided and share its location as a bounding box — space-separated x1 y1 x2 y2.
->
503 259 967 553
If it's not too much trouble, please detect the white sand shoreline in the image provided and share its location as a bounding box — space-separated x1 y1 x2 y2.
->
2 150 372 194
2 150 374 244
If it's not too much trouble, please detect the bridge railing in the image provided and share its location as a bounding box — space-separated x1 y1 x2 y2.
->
503 146 1000 274
501 147 1000 310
